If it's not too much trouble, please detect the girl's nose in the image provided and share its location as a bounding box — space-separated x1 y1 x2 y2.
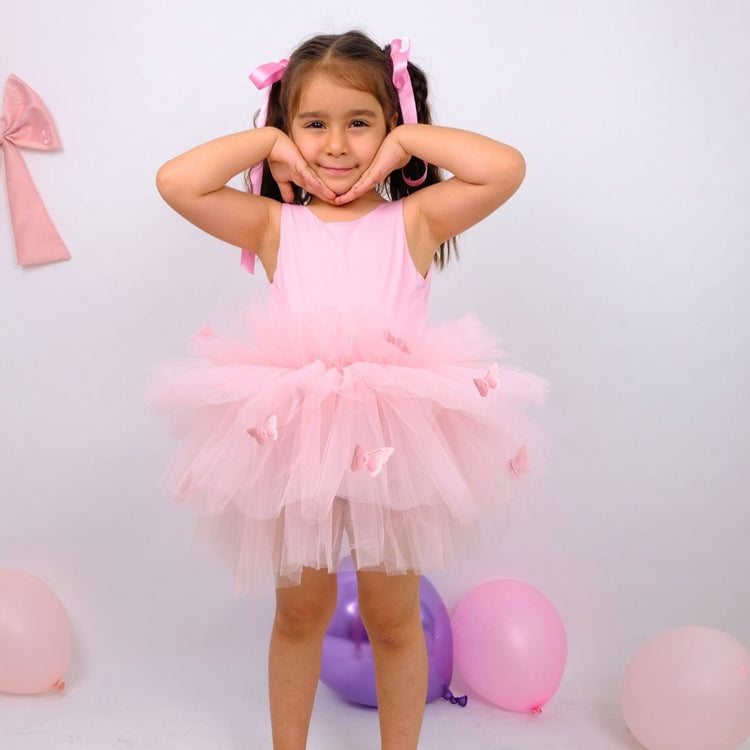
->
325 128 348 155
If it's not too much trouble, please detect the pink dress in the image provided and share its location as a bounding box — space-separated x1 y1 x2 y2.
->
148 199 547 592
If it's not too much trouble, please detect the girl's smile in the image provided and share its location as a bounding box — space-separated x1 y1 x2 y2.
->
320 166 355 175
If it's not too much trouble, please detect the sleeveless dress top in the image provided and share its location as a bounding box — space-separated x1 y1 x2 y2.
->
148 199 547 593
269 200 430 328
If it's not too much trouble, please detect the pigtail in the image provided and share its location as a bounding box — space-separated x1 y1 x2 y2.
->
245 78 307 204
383 49 457 269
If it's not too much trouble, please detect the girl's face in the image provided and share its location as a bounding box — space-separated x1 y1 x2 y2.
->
289 71 395 203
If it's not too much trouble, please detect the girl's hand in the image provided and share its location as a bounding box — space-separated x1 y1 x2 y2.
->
267 132 336 203
334 129 410 205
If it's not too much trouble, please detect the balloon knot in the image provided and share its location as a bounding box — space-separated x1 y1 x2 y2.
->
531 705 543 714
53 680 66 694
442 688 468 707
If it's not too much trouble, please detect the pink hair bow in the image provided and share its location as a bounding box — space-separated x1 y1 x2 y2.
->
351 444 394 477
1 75 70 266
241 58 289 274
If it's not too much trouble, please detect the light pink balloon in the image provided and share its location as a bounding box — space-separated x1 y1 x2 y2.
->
621 627 750 750
0 570 72 694
452 579 567 712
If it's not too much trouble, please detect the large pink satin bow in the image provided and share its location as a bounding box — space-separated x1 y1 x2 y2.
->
241 58 289 274
1 75 70 266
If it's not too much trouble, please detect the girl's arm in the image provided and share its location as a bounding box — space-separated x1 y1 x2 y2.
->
335 124 525 259
155 127 334 254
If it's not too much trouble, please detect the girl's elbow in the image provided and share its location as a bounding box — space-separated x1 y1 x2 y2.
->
155 161 195 207
490 148 525 200
506 147 526 189
155 162 177 199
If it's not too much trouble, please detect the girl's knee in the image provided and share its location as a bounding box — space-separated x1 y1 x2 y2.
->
274 602 332 638
357 575 422 646
274 570 337 637
361 608 421 647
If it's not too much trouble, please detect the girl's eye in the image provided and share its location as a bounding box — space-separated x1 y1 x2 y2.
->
305 121 325 129
351 120 368 128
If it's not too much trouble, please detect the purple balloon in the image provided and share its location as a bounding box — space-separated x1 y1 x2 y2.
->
320 571 453 707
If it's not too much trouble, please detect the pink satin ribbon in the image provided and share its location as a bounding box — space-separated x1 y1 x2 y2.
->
389 38 418 125
1 75 70 266
241 58 289 274
389 38 428 187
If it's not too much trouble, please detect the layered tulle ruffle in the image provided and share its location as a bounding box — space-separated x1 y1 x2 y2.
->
147 305 547 592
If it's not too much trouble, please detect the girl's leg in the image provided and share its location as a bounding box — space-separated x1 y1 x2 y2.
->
356 570 427 750
269 567 338 750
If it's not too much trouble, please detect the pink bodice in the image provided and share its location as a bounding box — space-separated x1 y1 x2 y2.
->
268 199 431 332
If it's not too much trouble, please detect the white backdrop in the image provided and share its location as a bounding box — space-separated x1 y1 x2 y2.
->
2 1 749 748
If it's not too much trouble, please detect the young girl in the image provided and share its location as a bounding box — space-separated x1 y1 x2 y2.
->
150 30 546 750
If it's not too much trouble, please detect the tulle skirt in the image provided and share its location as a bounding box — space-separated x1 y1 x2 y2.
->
147 304 548 593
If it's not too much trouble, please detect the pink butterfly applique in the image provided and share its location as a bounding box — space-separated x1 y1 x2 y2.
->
351 444 394 477
508 445 529 477
383 328 411 353
247 414 279 445
474 363 500 397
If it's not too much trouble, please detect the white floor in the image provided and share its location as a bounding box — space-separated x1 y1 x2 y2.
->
3 633 749 750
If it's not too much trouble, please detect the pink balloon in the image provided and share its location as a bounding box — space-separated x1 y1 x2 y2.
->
452 579 567 712
621 627 750 750
0 570 72 694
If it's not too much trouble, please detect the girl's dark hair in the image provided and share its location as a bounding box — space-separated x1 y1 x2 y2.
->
247 30 457 269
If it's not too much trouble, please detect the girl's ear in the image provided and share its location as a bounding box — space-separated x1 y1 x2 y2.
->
389 113 399 131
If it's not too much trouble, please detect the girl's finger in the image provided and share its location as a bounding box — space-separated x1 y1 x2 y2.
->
311 180 337 202
334 169 376 204
292 164 333 202
363 164 389 191
333 187 360 205
306 171 336 201
278 181 295 203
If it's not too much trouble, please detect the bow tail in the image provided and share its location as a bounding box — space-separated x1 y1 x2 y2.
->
3 142 70 266
238 157 265 274
240 248 256 273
